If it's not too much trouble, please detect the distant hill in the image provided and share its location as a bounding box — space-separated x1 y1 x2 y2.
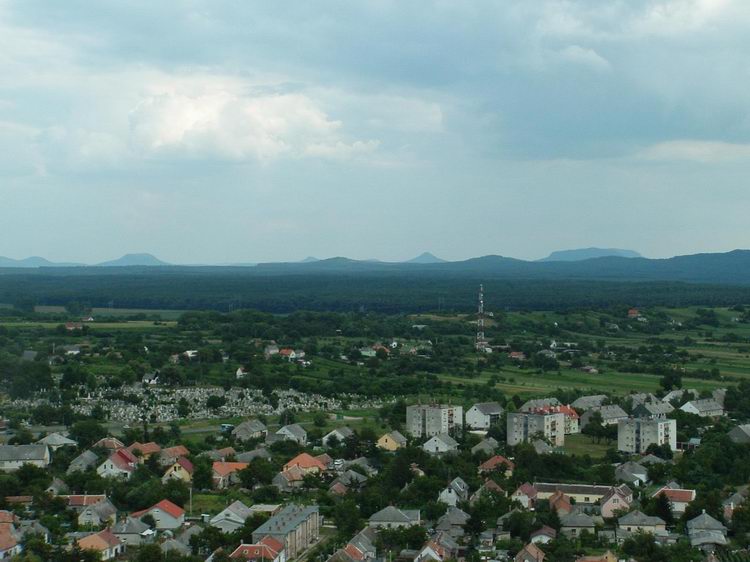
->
300 257 320 263
539 248 642 262
97 253 170 267
0 256 82 268
406 252 446 264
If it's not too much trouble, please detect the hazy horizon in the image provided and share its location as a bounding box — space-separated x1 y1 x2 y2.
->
2 1 750 263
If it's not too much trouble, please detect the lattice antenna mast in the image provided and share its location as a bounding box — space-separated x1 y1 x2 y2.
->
476 284 485 349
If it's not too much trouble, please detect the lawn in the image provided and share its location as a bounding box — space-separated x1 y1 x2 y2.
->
563 433 613 459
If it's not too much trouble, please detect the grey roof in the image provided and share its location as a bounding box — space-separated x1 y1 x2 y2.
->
639 454 668 465
532 440 555 455
571 395 608 410
0 444 48 462
471 402 504 416
253 504 319 536
619 510 665 527
615 461 648 483
161 539 191 555
67 450 99 473
236 448 272 463
333 470 368 487
386 430 407 445
560 511 595 528
471 437 499 455
113 516 150 535
21 350 38 362
591 404 628 420
37 433 77 447
683 398 723 413
369 506 419 524
88 499 117 520
520 398 560 412
325 427 354 440
729 424 750 444
232 419 267 438
18 520 50 539
687 512 727 533
277 423 306 440
689 530 728 547
723 491 746 507
634 402 674 417
448 477 469 496
436 506 470 528
222 500 253 519
426 433 458 448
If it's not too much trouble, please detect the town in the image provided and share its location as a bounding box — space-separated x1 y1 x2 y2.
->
0 303 748 562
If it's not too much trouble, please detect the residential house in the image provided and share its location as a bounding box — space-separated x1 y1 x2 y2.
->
571 395 608 411
406 404 463 438
470 480 505 504
78 497 117 527
438 477 470 507
629 393 659 408
687 511 728 551
422 434 459 455
93 437 125 451
204 446 237 461
580 405 628 429
575 552 617 562
478 455 514 477
97 449 137 479
680 399 724 418
601 487 632 519
236 447 272 463
471 437 498 455
436 506 470 535
230 536 286 562
327 527 377 562
618 510 666 535
67 450 98 474
273 466 305 493
512 483 538 509
212 461 249 489
368 506 420 529
560 511 595 538
211 500 254 533
283 453 327 475
723 490 747 521
126 441 161 460
415 531 460 562
633 402 674 419
232 420 268 442
77 529 124 560
520 398 560 412
323 427 355 447
466 402 504 430
0 445 50 471
615 461 649 487
652 486 696 514
728 424 750 444
37 432 77 452
274 424 307 445
530 526 556 545
113 516 154 547
251 504 320 559
162 457 194 484
535 483 631 505
515 543 545 562
548 491 573 516
131 499 185 530
377 431 407 451
158 445 190 466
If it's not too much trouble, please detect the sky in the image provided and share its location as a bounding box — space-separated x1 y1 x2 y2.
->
1 0 750 264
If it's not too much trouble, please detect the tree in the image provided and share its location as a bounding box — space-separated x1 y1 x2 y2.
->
68 420 107 448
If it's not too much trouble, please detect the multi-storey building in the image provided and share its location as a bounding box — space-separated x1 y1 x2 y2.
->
406 404 463 438
506 412 565 447
252 504 320 559
617 418 677 454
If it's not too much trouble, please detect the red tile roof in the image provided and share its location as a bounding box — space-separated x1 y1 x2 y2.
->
63 495 107 507
283 453 327 472
652 487 696 503
132 499 184 520
127 441 162 456
213 461 249 478
479 455 515 473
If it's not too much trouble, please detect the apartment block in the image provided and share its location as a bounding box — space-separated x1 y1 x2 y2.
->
406 404 463 438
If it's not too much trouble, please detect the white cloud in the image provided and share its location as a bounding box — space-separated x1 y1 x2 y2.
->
557 45 611 71
638 140 750 162
128 76 379 162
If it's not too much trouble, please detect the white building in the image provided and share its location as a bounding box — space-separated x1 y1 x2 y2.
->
617 418 677 454
406 404 463 438
466 402 504 430
506 412 565 447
